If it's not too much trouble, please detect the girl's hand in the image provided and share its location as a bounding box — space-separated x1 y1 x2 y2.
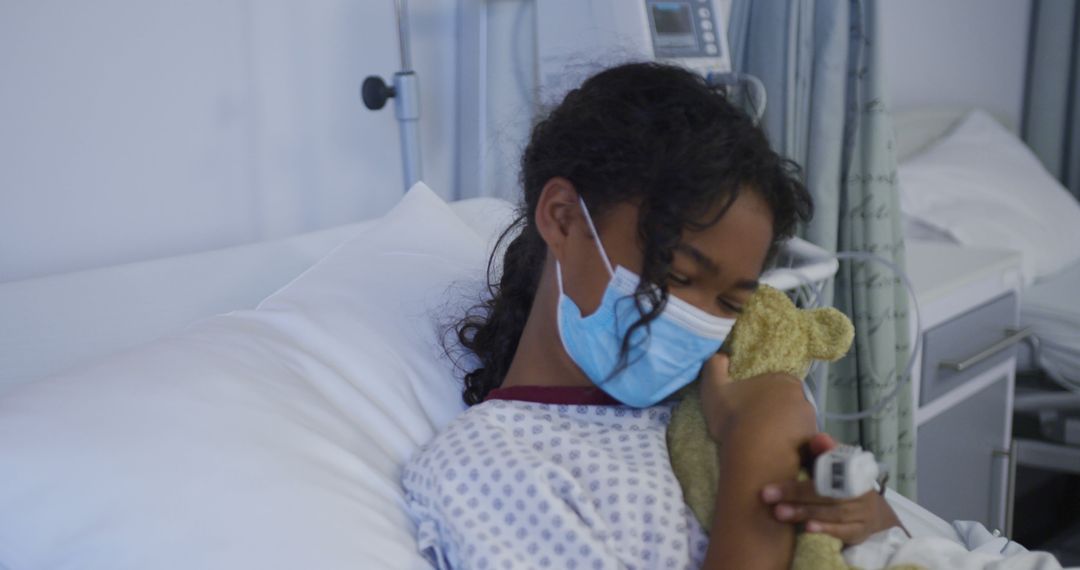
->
760 433 903 545
699 353 807 442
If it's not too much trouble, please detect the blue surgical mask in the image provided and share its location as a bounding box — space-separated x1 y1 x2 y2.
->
555 198 736 408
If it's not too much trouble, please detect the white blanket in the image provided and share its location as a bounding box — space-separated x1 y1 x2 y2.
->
844 526 1064 569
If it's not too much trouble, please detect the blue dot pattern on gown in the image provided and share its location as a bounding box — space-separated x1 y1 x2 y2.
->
401 399 709 569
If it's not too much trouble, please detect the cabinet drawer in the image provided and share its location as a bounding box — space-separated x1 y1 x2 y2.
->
920 293 1019 406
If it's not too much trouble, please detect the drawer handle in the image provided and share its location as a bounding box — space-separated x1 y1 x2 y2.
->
939 327 1032 372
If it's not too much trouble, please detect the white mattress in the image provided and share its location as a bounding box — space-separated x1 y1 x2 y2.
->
1022 259 1080 381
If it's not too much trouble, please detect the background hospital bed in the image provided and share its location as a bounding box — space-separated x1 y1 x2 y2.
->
894 107 1080 384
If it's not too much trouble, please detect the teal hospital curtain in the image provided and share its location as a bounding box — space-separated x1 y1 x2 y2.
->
729 0 915 498
1023 0 1080 199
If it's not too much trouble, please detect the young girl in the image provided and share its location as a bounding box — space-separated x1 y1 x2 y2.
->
402 62 900 569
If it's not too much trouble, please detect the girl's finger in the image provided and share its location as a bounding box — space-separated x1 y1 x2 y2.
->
804 520 867 544
808 432 837 457
772 503 808 523
700 353 732 388
762 479 841 505
774 501 858 524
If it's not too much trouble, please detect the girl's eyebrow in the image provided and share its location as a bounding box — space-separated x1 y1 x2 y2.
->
675 243 760 290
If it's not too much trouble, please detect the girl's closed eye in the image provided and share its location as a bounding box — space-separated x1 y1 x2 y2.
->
718 298 743 315
667 272 744 317
668 272 692 286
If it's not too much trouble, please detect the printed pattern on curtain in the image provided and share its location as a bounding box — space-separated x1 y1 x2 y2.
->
828 0 914 499
729 0 915 498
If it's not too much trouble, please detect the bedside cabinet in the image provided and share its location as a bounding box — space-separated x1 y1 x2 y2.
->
906 242 1025 534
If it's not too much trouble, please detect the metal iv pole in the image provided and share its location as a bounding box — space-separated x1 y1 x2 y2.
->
361 0 423 192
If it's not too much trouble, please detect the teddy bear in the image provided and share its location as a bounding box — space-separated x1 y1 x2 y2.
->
666 284 858 570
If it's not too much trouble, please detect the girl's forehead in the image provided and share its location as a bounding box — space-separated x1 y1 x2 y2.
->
676 192 774 274
594 191 773 278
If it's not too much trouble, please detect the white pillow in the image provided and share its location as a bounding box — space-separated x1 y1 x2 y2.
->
0 184 490 569
902 215 958 244
898 110 1080 284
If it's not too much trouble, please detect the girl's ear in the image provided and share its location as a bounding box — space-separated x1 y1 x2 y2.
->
535 177 581 261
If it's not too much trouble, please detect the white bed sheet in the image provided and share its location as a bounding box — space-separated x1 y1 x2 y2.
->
1021 259 1080 381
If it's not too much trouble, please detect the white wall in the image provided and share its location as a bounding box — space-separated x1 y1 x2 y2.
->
0 0 458 283
879 0 1032 129
3 0 1036 283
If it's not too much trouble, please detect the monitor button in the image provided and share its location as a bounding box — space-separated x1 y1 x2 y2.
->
700 19 714 31
705 43 718 55
698 7 711 18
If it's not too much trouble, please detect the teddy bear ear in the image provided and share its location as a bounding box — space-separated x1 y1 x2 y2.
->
805 308 855 362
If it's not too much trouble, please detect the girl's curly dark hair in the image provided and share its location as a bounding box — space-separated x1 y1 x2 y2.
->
456 62 812 406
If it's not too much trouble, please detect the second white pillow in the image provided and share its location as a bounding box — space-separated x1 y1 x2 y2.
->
898 110 1080 284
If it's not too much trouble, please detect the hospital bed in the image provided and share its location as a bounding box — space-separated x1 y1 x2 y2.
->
895 106 1080 563
894 105 1080 386
0 184 1062 568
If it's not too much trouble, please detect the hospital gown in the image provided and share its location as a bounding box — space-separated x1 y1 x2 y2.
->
401 386 710 569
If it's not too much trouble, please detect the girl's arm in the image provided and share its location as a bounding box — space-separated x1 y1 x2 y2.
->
698 361 819 570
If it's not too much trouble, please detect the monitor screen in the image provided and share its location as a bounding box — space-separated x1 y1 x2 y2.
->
651 2 694 36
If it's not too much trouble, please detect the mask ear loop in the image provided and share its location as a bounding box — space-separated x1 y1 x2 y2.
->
554 260 565 295
554 197 613 296
577 197 615 277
